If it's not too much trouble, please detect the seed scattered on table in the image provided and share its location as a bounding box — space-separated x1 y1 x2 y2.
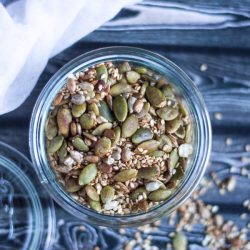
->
45 61 193 214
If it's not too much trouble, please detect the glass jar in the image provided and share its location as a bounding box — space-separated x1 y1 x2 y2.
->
29 47 212 227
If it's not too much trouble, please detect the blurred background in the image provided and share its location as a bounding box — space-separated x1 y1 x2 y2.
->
0 0 250 249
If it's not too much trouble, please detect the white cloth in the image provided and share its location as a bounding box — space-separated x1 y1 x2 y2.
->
0 0 140 115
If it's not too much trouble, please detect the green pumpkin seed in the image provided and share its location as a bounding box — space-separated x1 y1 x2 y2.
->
149 150 165 157
112 126 121 146
135 140 160 154
113 95 128 122
132 128 153 144
92 123 113 136
79 114 95 130
161 85 175 100
101 186 115 203
88 103 99 116
72 136 89 151
130 187 148 201
46 117 57 140
169 148 179 169
122 115 139 138
134 66 148 74
47 135 64 154
110 82 132 96
185 124 192 143
139 81 149 96
99 100 114 122
146 86 166 108
114 169 138 182
57 140 68 162
79 164 97 186
65 178 81 193
118 62 131 73
173 232 187 250
166 116 182 134
72 103 86 118
126 71 141 84
94 137 111 157
157 135 172 152
89 199 101 212
171 165 185 182
57 107 72 137
148 189 172 201
138 167 159 180
178 102 188 117
85 185 100 201
156 106 179 121
96 64 108 83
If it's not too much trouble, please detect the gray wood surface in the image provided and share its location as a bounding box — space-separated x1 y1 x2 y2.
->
0 0 249 249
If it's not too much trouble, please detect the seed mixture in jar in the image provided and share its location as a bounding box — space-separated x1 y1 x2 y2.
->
45 61 193 215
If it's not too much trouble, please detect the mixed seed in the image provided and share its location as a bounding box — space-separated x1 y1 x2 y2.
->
46 61 193 215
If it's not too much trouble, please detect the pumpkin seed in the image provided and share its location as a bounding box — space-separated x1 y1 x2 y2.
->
79 114 95 130
88 103 99 116
139 81 149 96
130 187 148 201
178 102 188 117
157 135 172 152
113 95 128 122
148 189 172 201
178 143 193 158
99 100 114 122
114 169 138 182
156 106 179 121
110 82 132 96
132 128 153 144
175 126 186 139
138 167 159 180
101 186 115 203
156 77 169 88
96 64 108 83
161 85 175 100
79 164 97 186
57 140 67 162
72 103 86 118
72 136 89 151
166 116 182 134
126 71 141 84
135 140 160 154
135 66 148 74
85 185 100 201
169 148 179 169
173 232 187 250
92 123 113 136
46 117 57 140
89 199 101 212
122 115 139 138
47 135 64 154
149 150 165 158
94 137 111 157
57 107 72 137
146 86 166 108
112 126 121 146
65 178 81 193
118 62 131 73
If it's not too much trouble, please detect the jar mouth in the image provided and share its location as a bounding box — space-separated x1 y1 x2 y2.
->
29 46 212 227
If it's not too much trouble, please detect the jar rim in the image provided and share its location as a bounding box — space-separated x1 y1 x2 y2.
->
29 46 212 227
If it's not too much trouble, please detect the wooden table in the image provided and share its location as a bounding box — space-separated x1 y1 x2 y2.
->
0 1 249 249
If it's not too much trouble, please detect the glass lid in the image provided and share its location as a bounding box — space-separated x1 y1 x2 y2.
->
0 141 56 250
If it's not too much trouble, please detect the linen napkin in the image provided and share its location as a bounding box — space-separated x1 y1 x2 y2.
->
0 0 140 115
